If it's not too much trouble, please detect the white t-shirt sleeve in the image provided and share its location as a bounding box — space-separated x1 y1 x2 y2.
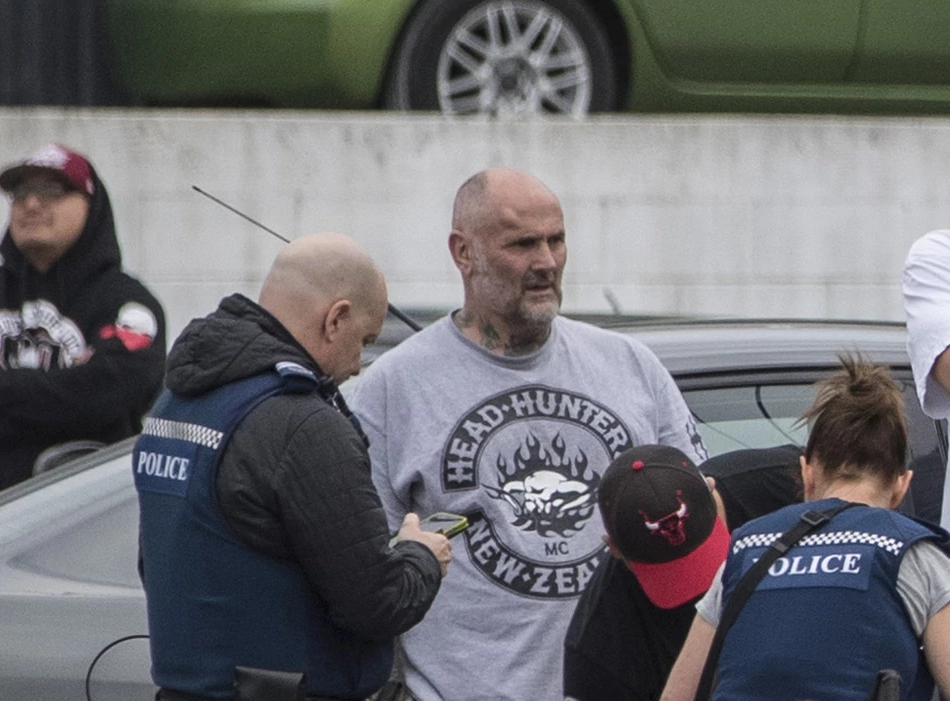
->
903 229 950 419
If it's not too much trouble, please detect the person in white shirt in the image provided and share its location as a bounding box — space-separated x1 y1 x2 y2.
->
902 229 950 528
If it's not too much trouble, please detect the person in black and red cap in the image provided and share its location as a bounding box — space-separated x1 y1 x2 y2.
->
0 143 166 485
564 443 757 701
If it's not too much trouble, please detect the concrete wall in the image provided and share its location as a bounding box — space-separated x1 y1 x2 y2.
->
2 108 949 341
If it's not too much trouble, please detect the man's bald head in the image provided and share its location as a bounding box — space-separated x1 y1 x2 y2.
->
260 232 383 312
451 167 561 235
259 232 387 382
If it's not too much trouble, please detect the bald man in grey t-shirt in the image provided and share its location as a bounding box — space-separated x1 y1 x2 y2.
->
351 168 705 701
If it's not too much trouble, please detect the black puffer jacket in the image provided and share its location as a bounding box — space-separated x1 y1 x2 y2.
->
165 293 442 641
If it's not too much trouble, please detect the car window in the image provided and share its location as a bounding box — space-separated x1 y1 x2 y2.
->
11 496 141 589
681 371 946 524
0 453 141 589
685 383 813 455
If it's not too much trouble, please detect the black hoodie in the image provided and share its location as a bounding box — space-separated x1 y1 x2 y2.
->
0 166 166 486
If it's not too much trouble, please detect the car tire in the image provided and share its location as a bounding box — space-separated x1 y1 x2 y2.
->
385 0 618 116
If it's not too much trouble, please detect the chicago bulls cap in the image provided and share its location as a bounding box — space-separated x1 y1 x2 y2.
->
598 444 729 609
0 143 95 196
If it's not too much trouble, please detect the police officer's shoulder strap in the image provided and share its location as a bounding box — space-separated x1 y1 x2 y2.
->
694 501 861 701
274 360 369 446
274 361 320 393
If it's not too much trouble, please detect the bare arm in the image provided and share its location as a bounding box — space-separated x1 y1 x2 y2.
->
932 347 950 396
660 614 716 701
923 603 950 698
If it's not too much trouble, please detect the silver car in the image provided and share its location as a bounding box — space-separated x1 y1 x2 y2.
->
1 318 944 700
0 438 151 701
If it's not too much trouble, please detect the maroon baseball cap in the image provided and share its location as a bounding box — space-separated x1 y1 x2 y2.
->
598 444 729 609
0 144 94 196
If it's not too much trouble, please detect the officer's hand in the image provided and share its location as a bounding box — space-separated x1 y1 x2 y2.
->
395 513 453 578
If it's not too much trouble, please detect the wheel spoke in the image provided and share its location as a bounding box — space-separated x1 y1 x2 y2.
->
533 13 563 59
499 2 524 46
496 96 527 116
455 26 491 59
444 73 485 97
519 10 552 52
445 43 485 75
535 50 586 72
449 94 486 114
485 4 505 51
542 89 578 115
544 65 589 92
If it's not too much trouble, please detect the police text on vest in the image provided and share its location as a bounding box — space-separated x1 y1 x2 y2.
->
137 451 190 481
765 553 862 576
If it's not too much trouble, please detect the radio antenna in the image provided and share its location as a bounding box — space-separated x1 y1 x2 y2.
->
193 186 289 243
192 185 422 332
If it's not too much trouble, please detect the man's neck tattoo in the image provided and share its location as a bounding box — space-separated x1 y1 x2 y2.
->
454 310 549 356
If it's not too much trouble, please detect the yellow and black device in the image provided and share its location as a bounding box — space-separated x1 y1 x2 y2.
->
419 512 469 539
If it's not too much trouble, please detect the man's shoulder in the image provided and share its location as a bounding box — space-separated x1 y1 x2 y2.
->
555 317 661 362
243 389 357 447
368 315 454 368
701 444 802 479
557 316 642 345
907 229 950 263
91 269 165 315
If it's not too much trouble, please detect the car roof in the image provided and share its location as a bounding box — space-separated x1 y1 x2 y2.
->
370 313 911 373
583 317 910 377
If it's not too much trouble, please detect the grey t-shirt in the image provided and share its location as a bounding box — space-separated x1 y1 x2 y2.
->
351 315 707 701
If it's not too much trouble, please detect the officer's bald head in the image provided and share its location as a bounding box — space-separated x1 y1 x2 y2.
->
259 232 387 382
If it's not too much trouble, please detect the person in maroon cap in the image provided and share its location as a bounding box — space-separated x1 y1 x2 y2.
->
0 143 166 485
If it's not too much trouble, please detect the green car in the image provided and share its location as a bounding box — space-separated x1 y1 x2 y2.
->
106 0 950 116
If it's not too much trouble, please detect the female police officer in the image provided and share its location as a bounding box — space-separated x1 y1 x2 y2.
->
661 355 950 701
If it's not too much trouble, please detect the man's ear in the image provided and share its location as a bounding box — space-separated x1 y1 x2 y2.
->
449 230 472 274
323 299 351 341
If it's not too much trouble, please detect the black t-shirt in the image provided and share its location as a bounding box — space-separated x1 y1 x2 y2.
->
699 444 803 531
563 555 698 701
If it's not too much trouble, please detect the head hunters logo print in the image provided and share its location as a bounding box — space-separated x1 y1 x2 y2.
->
485 433 599 537
442 385 633 599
